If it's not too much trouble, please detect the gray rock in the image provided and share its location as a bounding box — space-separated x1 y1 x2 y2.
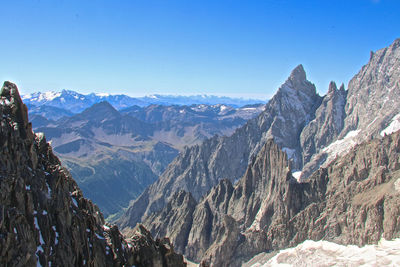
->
300 81 347 173
301 38 400 179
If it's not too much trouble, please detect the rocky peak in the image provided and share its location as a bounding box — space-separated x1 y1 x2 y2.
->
339 83 345 92
300 80 347 175
1 81 23 102
80 101 120 119
283 64 316 98
328 81 338 94
0 81 32 140
118 63 322 232
263 65 321 169
288 64 306 85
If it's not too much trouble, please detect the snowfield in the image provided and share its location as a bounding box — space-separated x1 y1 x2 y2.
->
246 238 400 267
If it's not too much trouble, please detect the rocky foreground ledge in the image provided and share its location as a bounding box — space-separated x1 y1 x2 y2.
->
0 81 186 267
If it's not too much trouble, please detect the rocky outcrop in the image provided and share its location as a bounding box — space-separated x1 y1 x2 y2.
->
342 38 400 139
0 81 186 267
300 81 347 168
142 190 197 254
118 64 321 229
157 130 400 266
300 38 400 180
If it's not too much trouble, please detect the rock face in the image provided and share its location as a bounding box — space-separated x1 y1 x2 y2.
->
147 131 400 266
300 81 347 168
0 81 186 267
301 38 400 179
342 38 400 138
118 64 321 229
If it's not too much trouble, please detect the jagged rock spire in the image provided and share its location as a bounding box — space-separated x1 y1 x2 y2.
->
328 81 338 94
1 81 32 139
283 64 317 98
289 64 307 82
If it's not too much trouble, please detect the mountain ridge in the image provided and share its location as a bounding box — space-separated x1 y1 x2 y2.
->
23 90 266 114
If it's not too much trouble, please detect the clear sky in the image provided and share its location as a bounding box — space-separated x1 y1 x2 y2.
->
1 0 399 99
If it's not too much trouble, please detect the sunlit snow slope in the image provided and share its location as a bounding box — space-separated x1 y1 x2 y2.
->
246 238 400 267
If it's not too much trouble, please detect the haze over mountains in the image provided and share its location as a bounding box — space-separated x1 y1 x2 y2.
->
26 94 264 219
117 38 400 265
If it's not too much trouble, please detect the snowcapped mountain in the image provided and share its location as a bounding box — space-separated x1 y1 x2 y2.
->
22 90 266 114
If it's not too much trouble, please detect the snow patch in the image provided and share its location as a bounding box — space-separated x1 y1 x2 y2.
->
71 197 78 207
395 178 400 193
247 238 400 267
95 232 105 240
292 171 302 181
34 217 45 245
95 92 111 97
52 226 59 245
35 132 45 140
46 182 52 199
322 130 360 166
380 113 400 136
37 91 61 102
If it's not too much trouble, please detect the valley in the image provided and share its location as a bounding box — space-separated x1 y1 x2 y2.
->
26 95 264 219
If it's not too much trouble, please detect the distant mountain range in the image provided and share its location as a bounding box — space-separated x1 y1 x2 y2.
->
30 100 264 219
22 90 265 115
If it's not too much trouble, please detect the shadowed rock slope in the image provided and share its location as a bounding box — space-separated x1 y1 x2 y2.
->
0 81 186 267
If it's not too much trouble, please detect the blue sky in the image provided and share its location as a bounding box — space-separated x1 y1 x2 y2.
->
1 0 399 99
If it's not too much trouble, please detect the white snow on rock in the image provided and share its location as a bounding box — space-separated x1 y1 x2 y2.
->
322 130 360 165
246 238 400 267
23 91 61 102
380 113 400 136
95 92 111 97
291 171 302 181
